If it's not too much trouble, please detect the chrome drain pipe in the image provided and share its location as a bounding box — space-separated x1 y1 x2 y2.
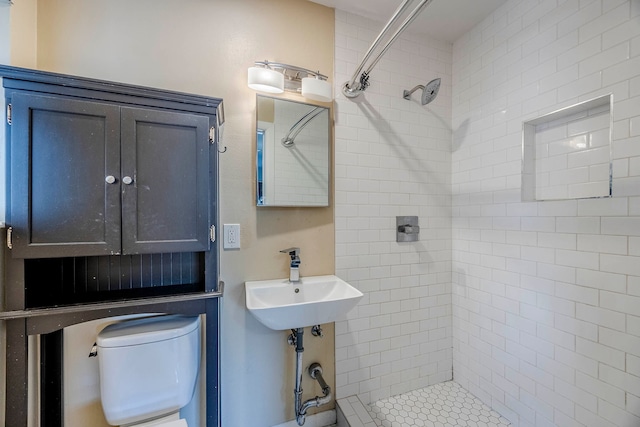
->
297 363 332 425
290 328 332 426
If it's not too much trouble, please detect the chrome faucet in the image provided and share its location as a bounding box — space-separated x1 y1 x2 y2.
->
280 247 301 283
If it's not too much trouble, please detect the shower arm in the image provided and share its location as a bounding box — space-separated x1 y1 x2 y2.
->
403 84 425 100
342 0 434 98
281 107 324 147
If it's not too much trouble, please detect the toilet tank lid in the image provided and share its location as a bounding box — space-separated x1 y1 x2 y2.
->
97 315 200 348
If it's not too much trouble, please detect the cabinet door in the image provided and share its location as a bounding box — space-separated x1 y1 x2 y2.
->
10 93 121 258
120 107 210 254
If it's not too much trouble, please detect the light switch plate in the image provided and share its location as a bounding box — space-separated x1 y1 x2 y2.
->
223 224 240 249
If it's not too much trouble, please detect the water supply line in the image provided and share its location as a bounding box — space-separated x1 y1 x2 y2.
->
342 0 434 99
293 328 305 423
289 327 332 426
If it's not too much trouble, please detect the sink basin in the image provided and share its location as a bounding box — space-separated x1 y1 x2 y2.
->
245 275 363 330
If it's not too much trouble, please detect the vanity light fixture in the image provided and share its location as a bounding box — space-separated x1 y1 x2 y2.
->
248 61 332 102
248 65 285 94
301 76 332 102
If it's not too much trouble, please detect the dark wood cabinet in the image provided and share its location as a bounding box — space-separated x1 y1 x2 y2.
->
10 93 211 258
10 93 122 257
121 106 211 254
1 66 223 427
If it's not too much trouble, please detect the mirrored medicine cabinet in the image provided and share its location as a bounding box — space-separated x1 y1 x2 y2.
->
256 95 330 207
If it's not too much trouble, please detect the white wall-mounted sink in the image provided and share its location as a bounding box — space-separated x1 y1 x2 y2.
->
245 275 363 330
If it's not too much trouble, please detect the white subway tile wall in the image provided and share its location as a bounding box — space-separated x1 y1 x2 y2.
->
335 1 640 426
453 1 640 427
334 10 454 405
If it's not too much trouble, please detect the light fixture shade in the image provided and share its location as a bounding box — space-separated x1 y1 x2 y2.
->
301 77 332 102
248 66 284 94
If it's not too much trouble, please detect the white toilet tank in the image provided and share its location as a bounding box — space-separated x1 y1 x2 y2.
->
97 315 201 426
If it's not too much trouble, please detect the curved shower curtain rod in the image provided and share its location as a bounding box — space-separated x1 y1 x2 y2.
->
342 0 434 99
281 106 325 147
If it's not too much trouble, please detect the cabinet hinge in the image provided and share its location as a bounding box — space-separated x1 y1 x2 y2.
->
6 103 11 125
209 225 216 243
6 226 13 249
209 127 215 144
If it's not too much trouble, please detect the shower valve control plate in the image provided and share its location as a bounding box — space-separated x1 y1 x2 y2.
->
397 216 420 242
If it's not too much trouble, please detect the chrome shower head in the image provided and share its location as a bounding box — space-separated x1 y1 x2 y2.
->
403 78 441 105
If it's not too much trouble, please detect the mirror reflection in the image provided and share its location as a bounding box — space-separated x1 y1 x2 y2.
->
256 95 330 207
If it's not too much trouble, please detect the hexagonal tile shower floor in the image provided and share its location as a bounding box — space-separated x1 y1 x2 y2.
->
367 381 511 427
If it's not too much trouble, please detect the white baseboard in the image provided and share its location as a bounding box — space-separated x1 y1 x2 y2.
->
271 409 336 427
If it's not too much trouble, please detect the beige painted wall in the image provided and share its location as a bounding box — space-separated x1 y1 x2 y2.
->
9 0 36 68
6 0 335 425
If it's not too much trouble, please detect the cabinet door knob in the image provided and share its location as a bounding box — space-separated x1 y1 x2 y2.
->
122 176 133 185
105 175 116 184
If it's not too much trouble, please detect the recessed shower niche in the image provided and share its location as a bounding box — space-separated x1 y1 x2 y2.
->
522 94 612 201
